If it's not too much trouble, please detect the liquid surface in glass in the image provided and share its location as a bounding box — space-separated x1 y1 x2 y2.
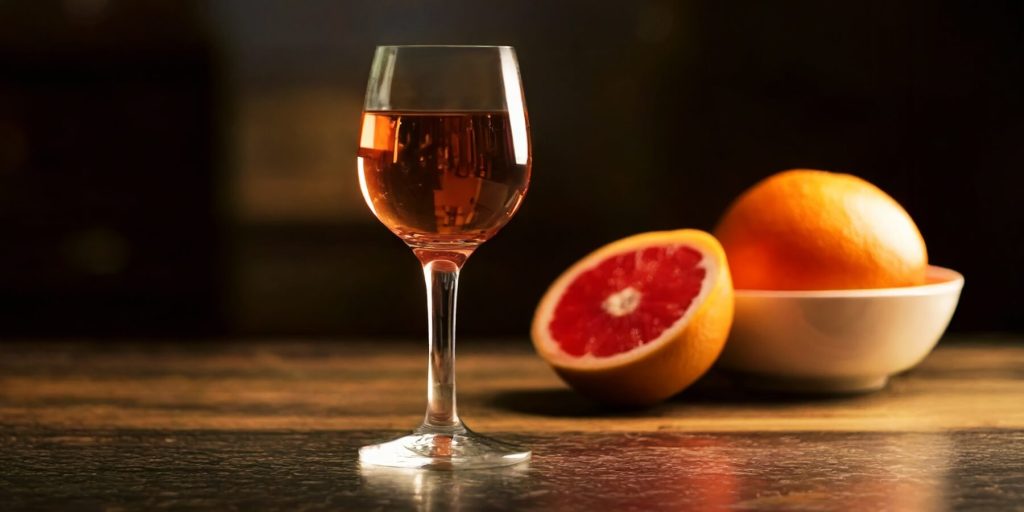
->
357 111 531 248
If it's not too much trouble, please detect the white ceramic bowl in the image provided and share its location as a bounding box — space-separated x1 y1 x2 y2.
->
718 266 964 393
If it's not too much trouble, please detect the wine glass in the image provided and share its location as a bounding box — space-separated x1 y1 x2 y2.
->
356 45 531 469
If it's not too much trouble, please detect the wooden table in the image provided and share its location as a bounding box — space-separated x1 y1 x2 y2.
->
2 337 1022 510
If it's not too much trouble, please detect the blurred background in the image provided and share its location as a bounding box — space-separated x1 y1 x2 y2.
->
1 0 1021 339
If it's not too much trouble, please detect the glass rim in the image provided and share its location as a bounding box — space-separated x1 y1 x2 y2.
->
374 44 515 50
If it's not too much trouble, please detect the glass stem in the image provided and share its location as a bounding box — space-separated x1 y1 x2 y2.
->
419 258 464 432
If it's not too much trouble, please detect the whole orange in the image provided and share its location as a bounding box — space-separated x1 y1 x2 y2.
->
714 169 928 290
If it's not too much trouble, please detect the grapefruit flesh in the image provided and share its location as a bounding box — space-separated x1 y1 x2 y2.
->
549 246 706 357
532 230 734 406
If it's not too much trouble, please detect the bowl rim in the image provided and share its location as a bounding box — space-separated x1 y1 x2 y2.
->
734 265 964 298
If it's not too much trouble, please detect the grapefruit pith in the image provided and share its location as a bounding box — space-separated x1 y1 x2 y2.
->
531 230 734 406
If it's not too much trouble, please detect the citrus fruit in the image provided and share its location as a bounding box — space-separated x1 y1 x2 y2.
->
531 230 734 406
714 169 928 290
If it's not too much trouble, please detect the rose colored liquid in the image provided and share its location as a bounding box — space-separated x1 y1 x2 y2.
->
357 111 531 251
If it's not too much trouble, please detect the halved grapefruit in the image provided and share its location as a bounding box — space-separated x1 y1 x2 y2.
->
531 230 734 406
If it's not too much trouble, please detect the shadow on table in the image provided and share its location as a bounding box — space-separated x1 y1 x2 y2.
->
487 370 864 417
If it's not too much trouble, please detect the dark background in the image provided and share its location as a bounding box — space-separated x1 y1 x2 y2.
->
1 0 1021 339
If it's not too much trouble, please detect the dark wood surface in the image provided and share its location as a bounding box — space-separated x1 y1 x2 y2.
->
2 337 1023 510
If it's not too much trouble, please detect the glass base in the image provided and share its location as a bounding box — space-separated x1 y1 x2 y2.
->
359 424 531 470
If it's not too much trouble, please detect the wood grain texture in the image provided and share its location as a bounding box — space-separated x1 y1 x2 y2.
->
3 429 1022 511
1 338 1022 432
1 337 1023 510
